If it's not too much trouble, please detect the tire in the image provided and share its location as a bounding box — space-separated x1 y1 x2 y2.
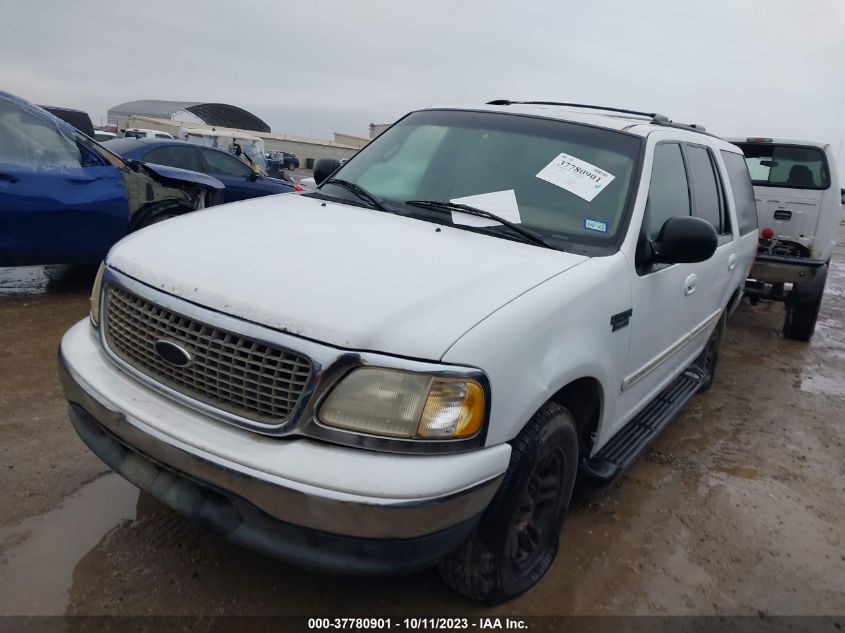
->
784 265 828 341
438 403 578 604
695 311 725 393
130 202 191 231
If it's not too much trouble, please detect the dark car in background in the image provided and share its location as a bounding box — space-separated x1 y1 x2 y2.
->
265 150 299 176
105 138 299 203
0 91 224 266
39 105 95 137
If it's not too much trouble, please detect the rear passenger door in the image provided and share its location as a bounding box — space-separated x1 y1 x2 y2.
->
199 148 256 202
682 143 736 354
720 149 759 287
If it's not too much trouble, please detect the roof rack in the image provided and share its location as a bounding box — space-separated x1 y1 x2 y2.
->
486 100 719 137
650 120 718 137
486 100 670 123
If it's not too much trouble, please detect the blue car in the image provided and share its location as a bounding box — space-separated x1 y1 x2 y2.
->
104 138 298 203
0 91 224 267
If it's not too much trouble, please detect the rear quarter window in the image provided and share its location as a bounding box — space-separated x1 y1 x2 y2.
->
720 150 758 236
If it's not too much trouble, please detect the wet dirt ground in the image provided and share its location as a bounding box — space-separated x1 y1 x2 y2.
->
1 230 843 617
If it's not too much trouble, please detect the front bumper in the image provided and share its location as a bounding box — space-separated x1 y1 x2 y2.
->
59 320 509 574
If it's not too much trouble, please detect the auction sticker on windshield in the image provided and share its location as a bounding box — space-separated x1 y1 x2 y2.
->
536 152 615 202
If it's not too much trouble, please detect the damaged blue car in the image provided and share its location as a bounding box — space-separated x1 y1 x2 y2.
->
0 91 225 266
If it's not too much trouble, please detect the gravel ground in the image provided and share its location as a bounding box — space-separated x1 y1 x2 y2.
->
0 226 843 617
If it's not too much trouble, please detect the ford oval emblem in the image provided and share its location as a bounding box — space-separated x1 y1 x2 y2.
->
154 340 192 367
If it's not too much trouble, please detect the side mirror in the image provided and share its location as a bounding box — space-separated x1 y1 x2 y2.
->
652 216 718 265
314 157 341 186
248 171 260 181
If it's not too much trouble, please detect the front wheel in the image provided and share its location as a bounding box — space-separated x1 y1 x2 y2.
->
438 403 578 604
784 265 828 341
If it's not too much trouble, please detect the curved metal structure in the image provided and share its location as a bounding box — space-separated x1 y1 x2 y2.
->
109 100 270 133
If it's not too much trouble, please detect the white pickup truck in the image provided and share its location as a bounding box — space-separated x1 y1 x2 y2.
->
60 101 758 603
727 138 841 340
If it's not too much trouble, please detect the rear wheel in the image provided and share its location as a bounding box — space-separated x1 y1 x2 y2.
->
784 265 828 341
438 403 578 604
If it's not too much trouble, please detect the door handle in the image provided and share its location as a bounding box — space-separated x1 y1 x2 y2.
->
728 254 737 271
685 274 697 296
0 173 18 183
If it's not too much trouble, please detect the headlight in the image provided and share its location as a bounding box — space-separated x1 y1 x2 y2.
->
318 367 485 440
89 262 105 327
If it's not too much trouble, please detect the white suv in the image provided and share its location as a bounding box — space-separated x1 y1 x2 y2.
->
60 101 758 603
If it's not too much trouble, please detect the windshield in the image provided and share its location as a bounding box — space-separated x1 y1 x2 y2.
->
737 143 830 190
124 130 146 139
321 109 642 248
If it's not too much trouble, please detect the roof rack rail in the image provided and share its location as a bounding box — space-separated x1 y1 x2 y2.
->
486 100 670 123
650 120 719 138
487 100 719 138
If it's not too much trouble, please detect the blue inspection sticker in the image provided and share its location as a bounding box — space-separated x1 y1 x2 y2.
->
584 218 608 233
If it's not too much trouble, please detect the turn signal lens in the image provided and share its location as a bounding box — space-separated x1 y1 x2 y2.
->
89 262 105 327
418 380 485 438
318 368 486 440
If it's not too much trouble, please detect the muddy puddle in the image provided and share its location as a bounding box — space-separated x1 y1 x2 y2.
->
0 264 97 298
0 473 138 615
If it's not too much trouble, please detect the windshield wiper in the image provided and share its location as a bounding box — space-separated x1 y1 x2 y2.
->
323 178 393 213
405 200 559 250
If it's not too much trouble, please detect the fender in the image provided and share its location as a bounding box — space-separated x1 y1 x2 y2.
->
442 253 631 448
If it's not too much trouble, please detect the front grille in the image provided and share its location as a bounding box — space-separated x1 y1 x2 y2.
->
104 285 312 425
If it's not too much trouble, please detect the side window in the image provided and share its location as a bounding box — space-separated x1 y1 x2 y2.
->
144 146 202 172
0 99 82 171
202 149 252 177
645 143 690 240
685 145 727 234
721 150 759 235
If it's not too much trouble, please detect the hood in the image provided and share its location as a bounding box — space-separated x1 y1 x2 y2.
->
135 161 225 190
107 195 587 360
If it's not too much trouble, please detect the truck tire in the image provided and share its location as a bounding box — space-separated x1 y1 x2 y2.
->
438 403 578 604
783 264 828 341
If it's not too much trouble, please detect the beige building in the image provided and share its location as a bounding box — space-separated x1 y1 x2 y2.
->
122 115 361 169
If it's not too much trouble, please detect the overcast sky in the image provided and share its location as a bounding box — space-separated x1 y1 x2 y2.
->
2 0 844 172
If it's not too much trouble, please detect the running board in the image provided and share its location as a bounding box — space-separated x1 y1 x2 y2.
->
580 366 704 486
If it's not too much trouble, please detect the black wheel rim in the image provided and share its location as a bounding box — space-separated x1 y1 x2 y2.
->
507 448 565 572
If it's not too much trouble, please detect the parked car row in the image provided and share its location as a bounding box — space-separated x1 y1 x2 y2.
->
103 138 301 203
0 91 225 266
0 91 305 264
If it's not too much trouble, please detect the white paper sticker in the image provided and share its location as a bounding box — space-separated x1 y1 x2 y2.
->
449 189 522 227
535 153 615 202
